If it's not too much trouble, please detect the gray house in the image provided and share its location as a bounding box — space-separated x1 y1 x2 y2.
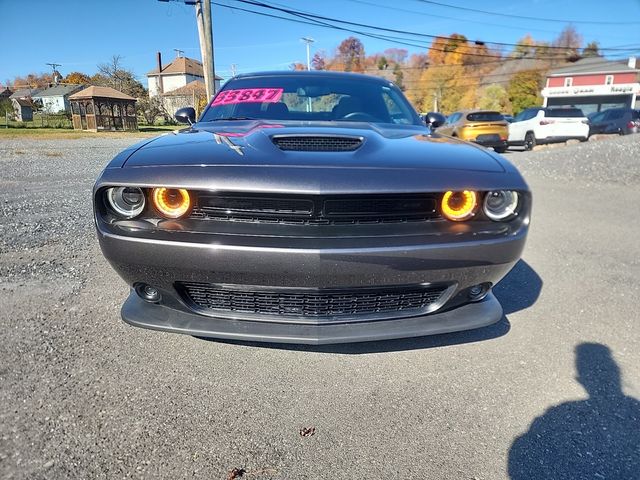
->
32 84 85 114
12 98 33 122
10 87 42 101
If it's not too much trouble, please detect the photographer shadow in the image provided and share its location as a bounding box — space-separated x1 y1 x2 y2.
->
508 343 640 479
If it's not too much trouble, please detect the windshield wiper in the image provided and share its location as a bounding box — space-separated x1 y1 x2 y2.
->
211 116 256 121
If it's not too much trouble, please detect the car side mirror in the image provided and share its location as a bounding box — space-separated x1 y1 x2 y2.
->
175 107 196 125
424 112 446 129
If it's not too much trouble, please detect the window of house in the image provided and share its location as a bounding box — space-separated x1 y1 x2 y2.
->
564 77 573 87
605 75 614 85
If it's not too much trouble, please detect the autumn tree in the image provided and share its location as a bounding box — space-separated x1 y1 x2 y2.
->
383 48 408 65
11 72 53 88
582 41 601 58
64 72 91 84
336 37 365 72
553 25 583 61
311 52 326 70
377 56 389 70
290 62 307 71
508 70 544 114
477 84 511 112
136 96 163 125
412 34 481 112
512 35 536 58
0 99 13 118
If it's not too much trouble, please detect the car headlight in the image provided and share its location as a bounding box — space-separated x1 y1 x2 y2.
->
106 186 145 218
483 190 519 221
152 187 191 219
441 190 477 221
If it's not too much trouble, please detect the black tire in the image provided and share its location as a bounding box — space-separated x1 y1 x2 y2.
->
524 132 536 151
494 146 507 153
580 137 588 142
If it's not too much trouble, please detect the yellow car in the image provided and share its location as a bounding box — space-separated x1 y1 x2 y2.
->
436 110 509 153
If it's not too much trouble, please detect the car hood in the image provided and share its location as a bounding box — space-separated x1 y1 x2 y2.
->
122 120 505 173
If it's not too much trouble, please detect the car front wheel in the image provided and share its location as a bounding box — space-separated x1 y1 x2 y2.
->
524 132 536 151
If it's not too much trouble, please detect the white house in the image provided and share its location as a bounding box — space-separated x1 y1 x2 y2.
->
32 84 85 114
147 53 221 98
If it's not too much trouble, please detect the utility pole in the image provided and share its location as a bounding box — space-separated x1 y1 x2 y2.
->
301 37 315 70
46 63 62 85
159 0 216 99
196 0 216 100
230 64 237 77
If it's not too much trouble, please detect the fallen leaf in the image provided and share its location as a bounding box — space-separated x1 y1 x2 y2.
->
299 426 316 437
227 467 246 480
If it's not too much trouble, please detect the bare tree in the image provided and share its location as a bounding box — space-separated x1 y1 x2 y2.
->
553 26 583 61
96 55 145 97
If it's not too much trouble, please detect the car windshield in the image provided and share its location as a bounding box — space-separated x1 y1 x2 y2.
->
200 74 422 126
466 112 504 122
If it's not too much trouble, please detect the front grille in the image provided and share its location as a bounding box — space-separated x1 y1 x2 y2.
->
177 282 450 321
272 135 363 152
190 193 440 225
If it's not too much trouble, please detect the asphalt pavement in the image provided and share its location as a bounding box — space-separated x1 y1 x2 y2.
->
1 134 639 479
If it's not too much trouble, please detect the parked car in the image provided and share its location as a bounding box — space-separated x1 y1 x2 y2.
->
435 110 509 153
588 108 640 136
508 107 589 150
93 71 530 345
502 114 514 123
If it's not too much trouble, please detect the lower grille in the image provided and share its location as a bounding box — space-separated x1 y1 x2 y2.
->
177 282 451 322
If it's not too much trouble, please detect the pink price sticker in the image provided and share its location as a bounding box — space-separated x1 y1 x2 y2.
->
212 88 284 106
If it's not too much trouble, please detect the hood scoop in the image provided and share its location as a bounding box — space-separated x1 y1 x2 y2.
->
271 135 363 152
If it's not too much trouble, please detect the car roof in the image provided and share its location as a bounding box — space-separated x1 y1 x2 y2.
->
232 70 394 85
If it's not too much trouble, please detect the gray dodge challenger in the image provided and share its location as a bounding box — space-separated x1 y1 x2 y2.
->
94 71 530 345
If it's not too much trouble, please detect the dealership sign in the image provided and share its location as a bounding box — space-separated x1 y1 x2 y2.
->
542 83 640 97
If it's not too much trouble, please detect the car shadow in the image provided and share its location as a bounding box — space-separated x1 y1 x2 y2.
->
195 259 542 354
508 343 640 479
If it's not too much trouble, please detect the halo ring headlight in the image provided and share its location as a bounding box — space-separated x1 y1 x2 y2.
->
483 190 519 221
106 186 145 218
152 187 191 219
441 190 477 221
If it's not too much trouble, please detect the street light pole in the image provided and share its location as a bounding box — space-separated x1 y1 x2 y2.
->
301 37 315 70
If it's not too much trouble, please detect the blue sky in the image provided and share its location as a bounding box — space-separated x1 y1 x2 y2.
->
1 0 639 87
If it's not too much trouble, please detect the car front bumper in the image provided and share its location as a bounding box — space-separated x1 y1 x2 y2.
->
97 224 527 344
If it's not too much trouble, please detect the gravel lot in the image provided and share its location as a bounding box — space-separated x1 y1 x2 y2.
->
1 134 639 479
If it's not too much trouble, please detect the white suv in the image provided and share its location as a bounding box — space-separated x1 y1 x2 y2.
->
508 107 589 150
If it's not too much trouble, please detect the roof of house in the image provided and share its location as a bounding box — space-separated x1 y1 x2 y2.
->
163 79 207 96
147 56 222 80
12 98 33 107
34 84 85 98
548 57 639 76
0 87 13 96
10 88 43 99
69 86 136 101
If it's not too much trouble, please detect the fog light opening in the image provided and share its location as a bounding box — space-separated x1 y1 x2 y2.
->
135 283 162 303
468 283 491 301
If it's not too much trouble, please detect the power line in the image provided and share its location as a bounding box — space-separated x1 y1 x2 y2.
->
344 0 563 35
230 0 640 52
411 0 640 26
216 0 640 66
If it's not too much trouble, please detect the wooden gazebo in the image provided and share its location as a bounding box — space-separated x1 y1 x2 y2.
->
69 86 137 132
